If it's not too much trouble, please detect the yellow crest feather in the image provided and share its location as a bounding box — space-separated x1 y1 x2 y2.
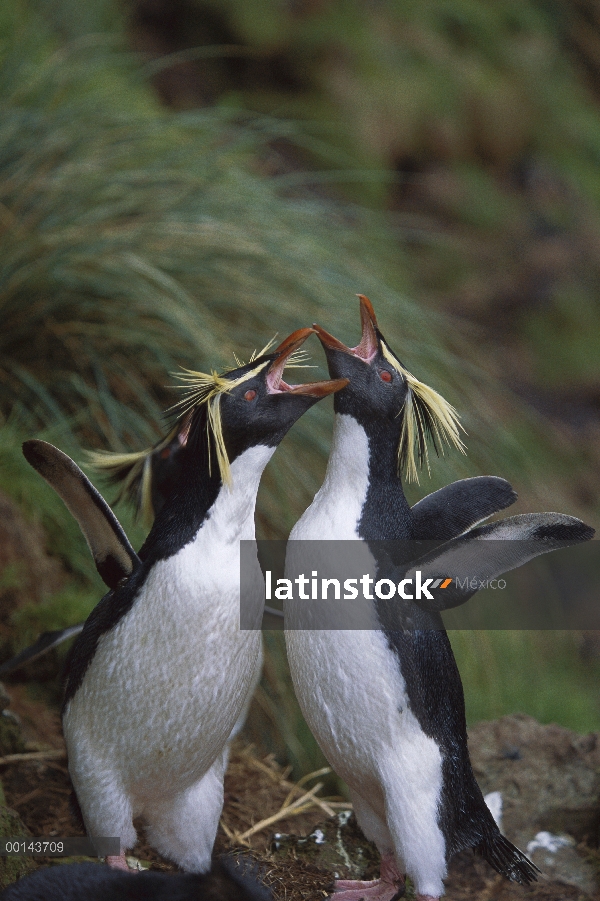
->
87 427 180 524
169 360 269 487
90 343 305 515
381 342 466 483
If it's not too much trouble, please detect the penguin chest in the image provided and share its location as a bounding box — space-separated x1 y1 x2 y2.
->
286 629 431 788
64 536 263 793
290 414 370 541
286 630 442 798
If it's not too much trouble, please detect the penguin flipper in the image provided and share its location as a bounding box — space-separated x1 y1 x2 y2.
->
407 512 594 613
0 624 84 677
411 476 517 541
22 440 140 589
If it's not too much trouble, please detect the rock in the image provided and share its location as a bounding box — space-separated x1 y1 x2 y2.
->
525 832 598 896
468 714 600 893
271 811 378 882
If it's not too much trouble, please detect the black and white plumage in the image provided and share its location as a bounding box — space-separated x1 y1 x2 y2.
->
285 297 594 901
24 329 345 873
22 439 140 589
0 440 143 677
9 416 205 679
0 856 272 901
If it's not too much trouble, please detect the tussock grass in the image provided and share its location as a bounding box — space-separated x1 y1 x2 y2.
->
1 1 597 778
451 630 600 733
1 1 589 534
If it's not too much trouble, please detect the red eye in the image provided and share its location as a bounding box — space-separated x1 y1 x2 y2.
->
379 370 392 382
244 389 257 401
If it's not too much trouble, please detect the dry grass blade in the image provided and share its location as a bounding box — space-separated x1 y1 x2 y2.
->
236 782 325 842
282 766 333 810
0 750 67 766
219 818 236 841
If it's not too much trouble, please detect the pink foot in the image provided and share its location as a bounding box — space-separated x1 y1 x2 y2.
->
332 853 405 901
105 854 133 871
332 885 402 901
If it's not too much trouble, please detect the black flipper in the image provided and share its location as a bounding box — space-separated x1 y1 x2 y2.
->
0 625 84 677
407 512 594 613
411 476 517 541
22 440 139 589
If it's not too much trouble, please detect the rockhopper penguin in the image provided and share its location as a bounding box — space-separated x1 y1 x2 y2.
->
284 297 594 901
15 418 284 677
37 329 345 872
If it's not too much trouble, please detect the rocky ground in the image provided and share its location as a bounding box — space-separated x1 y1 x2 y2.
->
0 492 597 899
0 685 597 900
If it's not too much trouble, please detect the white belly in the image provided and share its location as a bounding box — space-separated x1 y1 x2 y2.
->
284 417 447 895
64 446 270 804
288 627 437 789
65 559 262 801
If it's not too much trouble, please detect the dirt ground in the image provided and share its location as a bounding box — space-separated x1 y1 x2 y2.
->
0 687 598 900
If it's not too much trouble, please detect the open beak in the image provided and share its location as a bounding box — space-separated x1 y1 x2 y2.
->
313 295 379 363
266 328 349 397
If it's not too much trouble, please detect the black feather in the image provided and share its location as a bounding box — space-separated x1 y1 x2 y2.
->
475 831 540 885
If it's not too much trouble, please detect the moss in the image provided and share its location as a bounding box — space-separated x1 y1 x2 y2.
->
0 714 26 758
0 804 35 889
271 813 379 881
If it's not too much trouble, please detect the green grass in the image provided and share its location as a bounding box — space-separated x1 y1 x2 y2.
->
0 0 598 779
452 630 600 733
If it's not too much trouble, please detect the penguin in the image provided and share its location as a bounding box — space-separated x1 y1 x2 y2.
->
8 413 277 678
15 435 280 695
284 297 594 901
26 328 345 873
0 855 272 901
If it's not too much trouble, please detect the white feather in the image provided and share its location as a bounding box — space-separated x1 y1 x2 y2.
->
285 414 447 897
64 446 272 871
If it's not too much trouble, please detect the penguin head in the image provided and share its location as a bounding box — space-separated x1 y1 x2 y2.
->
314 296 408 421
89 329 345 513
314 296 465 482
174 327 347 487
88 414 193 523
214 328 348 465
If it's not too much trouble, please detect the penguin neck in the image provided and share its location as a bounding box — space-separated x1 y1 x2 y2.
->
325 413 373 491
352 413 413 540
140 439 274 562
206 444 275 540
311 413 411 541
